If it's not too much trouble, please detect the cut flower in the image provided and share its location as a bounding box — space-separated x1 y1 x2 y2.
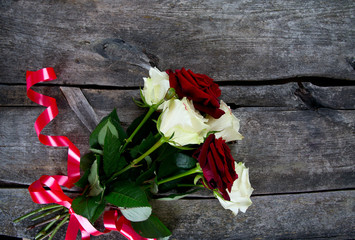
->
167 68 224 118
207 100 243 142
215 162 253 215
142 67 170 106
158 97 209 146
193 134 237 200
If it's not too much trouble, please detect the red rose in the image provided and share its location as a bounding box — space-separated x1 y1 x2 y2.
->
167 68 225 119
193 134 238 200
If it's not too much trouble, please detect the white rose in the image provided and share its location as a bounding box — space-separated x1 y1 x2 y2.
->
215 162 253 215
207 100 243 142
142 67 170 106
159 97 209 146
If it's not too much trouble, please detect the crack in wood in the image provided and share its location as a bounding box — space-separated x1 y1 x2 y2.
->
92 38 152 70
294 82 325 110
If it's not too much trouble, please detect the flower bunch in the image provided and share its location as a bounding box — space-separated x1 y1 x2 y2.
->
15 67 253 240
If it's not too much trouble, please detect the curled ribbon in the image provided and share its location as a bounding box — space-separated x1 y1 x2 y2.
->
26 68 151 240
26 68 80 187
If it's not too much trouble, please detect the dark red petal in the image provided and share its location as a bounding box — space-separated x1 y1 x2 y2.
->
210 142 225 175
194 103 225 119
207 149 224 190
196 134 214 167
167 69 183 97
221 143 238 188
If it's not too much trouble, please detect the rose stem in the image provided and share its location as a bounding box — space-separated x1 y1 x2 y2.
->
31 207 64 221
48 214 70 240
120 106 156 153
106 136 167 185
35 213 68 240
157 165 203 185
37 224 59 240
27 211 66 230
34 217 59 239
35 216 60 239
13 204 64 223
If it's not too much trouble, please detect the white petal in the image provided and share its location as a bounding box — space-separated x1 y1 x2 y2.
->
207 100 243 142
159 98 209 146
215 162 254 215
142 67 170 105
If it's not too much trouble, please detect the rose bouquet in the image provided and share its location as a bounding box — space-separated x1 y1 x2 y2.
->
14 67 253 239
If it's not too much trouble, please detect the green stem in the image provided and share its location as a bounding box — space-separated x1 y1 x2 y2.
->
27 213 62 230
48 214 70 240
13 204 63 223
31 206 63 221
35 214 63 239
106 136 167 185
120 106 156 153
157 165 203 185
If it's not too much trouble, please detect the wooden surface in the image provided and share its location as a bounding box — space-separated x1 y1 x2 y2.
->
1 0 354 239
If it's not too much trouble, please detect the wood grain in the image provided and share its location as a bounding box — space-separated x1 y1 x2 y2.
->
4 189 354 239
60 86 100 132
1 105 353 194
1 0 354 87
2 84 355 110
1 1 354 238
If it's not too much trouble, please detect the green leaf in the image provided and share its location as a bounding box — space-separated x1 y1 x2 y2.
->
74 169 90 188
103 129 126 177
175 153 197 169
131 215 171 238
89 148 103 155
108 109 128 142
158 178 181 192
157 154 179 179
88 160 104 196
105 181 150 208
120 207 152 222
157 189 199 201
155 144 180 163
98 119 119 146
89 109 127 148
150 179 159 194
71 194 105 223
130 133 158 159
158 237 170 240
80 152 96 172
158 153 197 178
136 162 157 185
90 114 111 149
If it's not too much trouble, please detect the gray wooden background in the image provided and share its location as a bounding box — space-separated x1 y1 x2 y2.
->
1 0 354 239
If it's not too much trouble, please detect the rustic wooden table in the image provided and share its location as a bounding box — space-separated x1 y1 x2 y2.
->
1 1 354 239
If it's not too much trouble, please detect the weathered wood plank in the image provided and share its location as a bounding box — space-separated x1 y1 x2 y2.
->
4 189 354 239
301 83 355 110
234 108 355 194
1 0 354 87
2 84 355 110
60 87 100 132
1 106 354 194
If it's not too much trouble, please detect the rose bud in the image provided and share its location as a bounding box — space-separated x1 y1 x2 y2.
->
142 67 170 106
158 97 209 146
215 162 253 215
167 68 225 119
207 100 243 142
193 134 237 200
